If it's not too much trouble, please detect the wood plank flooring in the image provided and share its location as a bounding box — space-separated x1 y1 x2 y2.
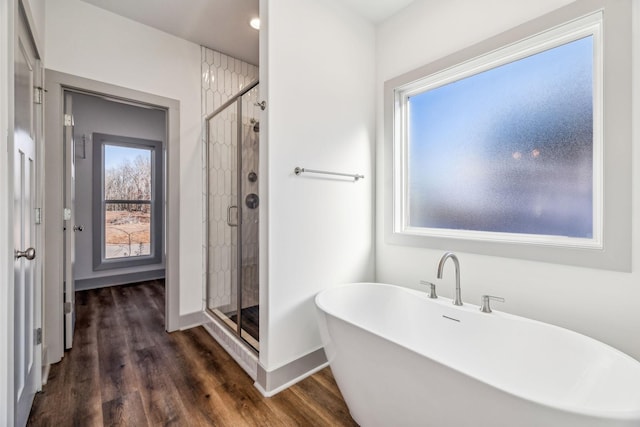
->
27 280 358 426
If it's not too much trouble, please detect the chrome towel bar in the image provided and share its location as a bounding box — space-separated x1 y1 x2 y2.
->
294 167 364 181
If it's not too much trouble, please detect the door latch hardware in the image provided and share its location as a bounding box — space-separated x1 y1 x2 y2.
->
34 87 44 104
15 247 36 260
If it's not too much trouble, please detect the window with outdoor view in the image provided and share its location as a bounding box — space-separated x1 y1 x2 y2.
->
392 12 603 249
104 144 152 259
93 133 163 270
407 36 594 239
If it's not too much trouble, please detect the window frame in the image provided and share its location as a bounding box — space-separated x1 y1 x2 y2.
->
396 13 603 248
92 133 163 271
383 0 632 271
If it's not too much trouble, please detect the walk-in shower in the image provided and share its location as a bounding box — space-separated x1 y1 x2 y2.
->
205 81 260 351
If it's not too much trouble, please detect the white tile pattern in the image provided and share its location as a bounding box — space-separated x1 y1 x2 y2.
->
201 46 259 313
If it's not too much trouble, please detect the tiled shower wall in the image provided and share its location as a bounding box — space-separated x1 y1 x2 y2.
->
201 46 259 312
201 47 259 117
239 88 261 311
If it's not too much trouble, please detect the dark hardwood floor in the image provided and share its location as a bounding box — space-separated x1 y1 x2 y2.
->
27 280 357 426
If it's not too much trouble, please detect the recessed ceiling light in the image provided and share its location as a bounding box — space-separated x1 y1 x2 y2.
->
250 18 260 30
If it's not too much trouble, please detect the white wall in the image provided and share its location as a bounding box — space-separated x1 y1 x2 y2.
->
262 0 375 370
23 0 45 55
376 0 640 360
45 0 203 314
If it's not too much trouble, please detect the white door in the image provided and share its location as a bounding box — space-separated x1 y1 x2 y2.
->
14 6 41 426
63 93 76 349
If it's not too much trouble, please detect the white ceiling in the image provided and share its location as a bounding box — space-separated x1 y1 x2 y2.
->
341 0 416 23
80 0 415 66
81 0 260 64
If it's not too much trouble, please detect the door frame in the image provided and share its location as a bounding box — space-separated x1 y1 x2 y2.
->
43 70 181 365
0 1 14 425
0 1 15 425
1 0 44 425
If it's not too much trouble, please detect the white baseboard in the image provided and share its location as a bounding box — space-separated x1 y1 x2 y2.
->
178 310 207 330
255 347 328 397
254 360 329 397
41 363 51 387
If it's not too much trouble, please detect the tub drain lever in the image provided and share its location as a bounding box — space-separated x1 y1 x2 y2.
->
420 280 438 299
480 295 505 313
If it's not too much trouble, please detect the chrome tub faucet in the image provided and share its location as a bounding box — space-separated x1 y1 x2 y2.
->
437 252 463 306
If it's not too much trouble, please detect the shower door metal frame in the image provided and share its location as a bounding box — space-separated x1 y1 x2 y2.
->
205 80 259 352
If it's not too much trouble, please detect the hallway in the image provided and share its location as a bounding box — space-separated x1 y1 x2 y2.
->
27 281 356 426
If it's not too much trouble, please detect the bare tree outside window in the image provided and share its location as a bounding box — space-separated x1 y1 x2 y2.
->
104 145 152 259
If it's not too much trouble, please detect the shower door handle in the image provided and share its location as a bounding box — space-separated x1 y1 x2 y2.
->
227 205 239 227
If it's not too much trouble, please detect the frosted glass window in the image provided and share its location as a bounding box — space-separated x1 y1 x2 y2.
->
405 36 594 239
386 5 634 271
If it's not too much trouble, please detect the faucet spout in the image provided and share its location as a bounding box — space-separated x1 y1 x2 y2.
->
437 252 462 306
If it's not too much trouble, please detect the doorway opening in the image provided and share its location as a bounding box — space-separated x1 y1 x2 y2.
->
44 70 181 366
62 90 167 349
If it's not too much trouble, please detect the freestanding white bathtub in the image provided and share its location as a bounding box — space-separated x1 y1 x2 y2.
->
315 283 640 427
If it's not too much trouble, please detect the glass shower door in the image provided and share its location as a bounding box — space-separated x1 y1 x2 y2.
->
238 84 260 348
207 100 239 335
206 81 260 352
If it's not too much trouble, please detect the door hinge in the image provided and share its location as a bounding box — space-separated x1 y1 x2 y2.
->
64 301 72 314
34 87 44 104
35 207 42 224
64 114 74 127
35 328 42 345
